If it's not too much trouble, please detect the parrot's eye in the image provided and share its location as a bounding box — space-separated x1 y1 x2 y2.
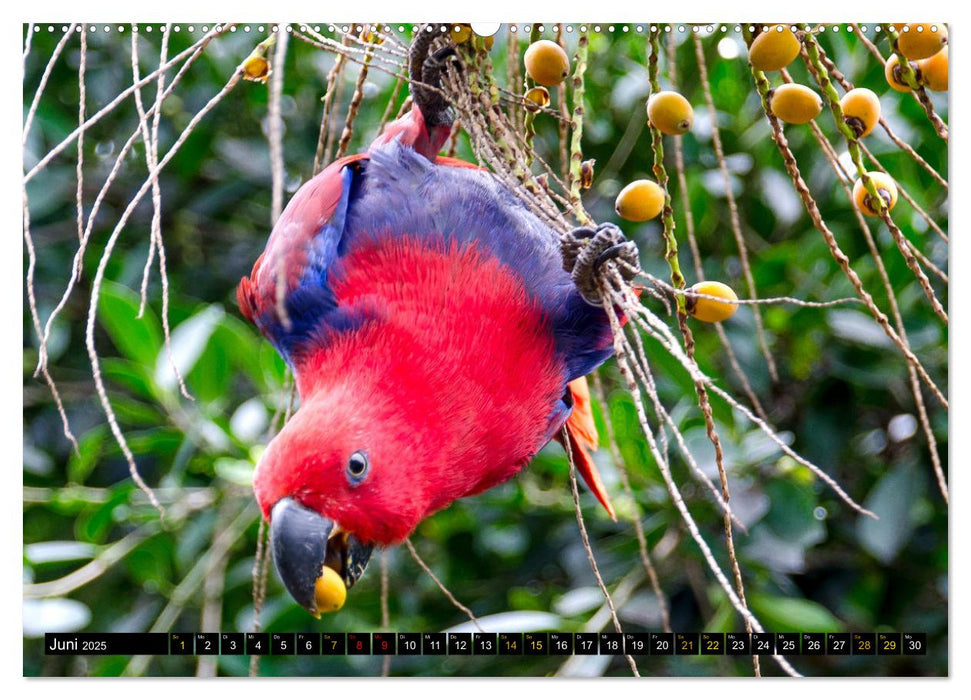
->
346 450 369 484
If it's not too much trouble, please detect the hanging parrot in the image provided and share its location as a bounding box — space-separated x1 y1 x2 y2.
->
237 29 640 616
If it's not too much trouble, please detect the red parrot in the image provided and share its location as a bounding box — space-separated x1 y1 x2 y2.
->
237 32 638 615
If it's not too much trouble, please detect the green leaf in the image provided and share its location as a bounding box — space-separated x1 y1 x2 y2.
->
749 594 844 633
212 315 267 389
154 304 225 393
100 358 155 400
764 479 825 547
857 464 924 564
214 457 256 487
67 426 108 484
97 281 162 366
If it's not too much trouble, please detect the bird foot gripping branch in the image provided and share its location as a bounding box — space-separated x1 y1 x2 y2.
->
562 223 641 305
238 25 640 617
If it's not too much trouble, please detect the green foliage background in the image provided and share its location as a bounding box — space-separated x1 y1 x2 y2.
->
23 23 947 677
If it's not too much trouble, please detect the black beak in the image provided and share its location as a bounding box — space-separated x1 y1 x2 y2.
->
269 497 375 617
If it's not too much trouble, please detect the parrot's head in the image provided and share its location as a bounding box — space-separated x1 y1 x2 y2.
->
252 384 433 616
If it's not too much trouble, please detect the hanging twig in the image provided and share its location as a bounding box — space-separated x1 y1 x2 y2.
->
25 25 232 184
693 32 777 383
405 538 483 632
591 374 671 633
564 427 640 677
747 53 946 409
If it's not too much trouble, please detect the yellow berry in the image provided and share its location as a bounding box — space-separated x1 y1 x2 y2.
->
687 282 739 323
918 47 948 91
524 86 550 112
884 54 915 93
580 159 595 190
853 172 898 217
524 40 570 86
749 25 801 72
452 24 473 44
770 83 822 125
483 35 495 51
242 52 271 83
314 565 347 614
615 180 665 222
898 23 947 61
840 88 881 137
646 91 694 135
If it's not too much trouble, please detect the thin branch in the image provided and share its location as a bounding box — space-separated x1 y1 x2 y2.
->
600 279 800 677
84 66 244 516
405 538 482 632
747 55 947 409
24 25 232 184
75 26 87 243
269 26 289 224
33 31 219 381
565 426 640 677
667 33 767 424
693 32 777 384
131 24 191 402
23 23 77 144
591 374 671 633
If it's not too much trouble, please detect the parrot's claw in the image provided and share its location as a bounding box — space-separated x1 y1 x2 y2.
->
563 223 640 305
411 26 462 128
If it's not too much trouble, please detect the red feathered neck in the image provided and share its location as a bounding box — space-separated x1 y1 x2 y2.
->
368 104 452 162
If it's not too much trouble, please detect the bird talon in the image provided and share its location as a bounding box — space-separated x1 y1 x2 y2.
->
563 223 640 305
593 242 639 274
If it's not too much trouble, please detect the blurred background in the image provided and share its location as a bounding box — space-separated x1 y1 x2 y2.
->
22 22 947 676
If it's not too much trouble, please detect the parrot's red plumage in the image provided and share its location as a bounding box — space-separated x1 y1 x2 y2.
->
237 38 633 614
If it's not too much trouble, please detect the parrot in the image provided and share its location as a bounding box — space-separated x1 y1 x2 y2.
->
237 29 640 617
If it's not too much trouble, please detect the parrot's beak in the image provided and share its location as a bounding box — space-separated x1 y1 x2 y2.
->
269 497 374 617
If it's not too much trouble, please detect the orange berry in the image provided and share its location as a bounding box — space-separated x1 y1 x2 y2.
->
770 83 823 124
898 23 947 60
646 91 694 135
840 88 882 137
687 282 739 323
242 51 271 83
749 25 801 71
580 159 595 190
853 172 898 217
524 86 550 112
314 566 347 614
884 54 915 93
615 180 665 222
918 47 948 91
524 40 570 86
451 24 473 44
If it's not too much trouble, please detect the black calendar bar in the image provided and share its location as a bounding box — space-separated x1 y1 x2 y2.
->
44 633 169 655
40 631 928 656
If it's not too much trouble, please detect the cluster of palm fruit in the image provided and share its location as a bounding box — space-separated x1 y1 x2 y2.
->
886 23 948 92
521 36 736 324
754 24 946 218
525 24 945 324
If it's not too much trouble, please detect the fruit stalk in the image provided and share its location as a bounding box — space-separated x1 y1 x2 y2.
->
647 28 686 304
567 31 593 225
523 23 541 166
